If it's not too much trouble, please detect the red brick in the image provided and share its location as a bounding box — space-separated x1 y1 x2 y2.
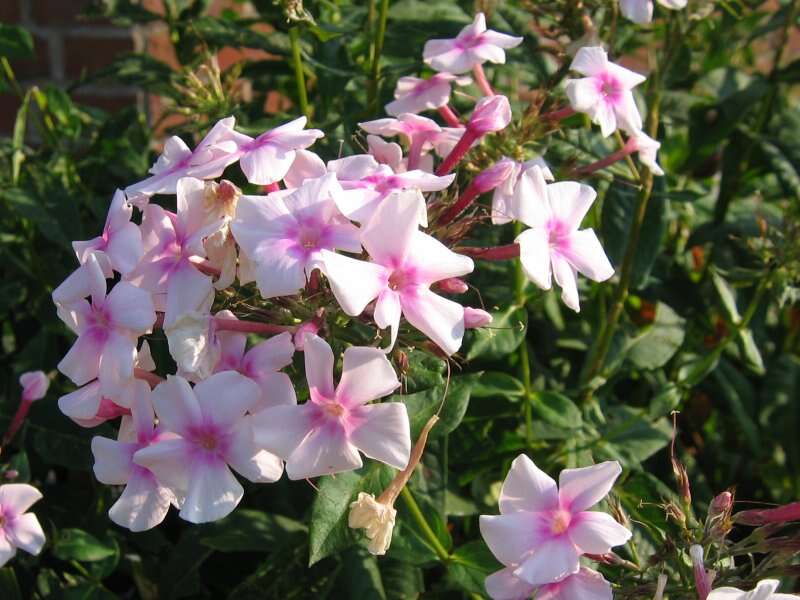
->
0 0 21 23
31 0 89 26
9 35 51 80
64 34 134 79
0 93 22 135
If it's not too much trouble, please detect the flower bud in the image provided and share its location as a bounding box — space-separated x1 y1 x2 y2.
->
4 470 18 480
467 95 511 135
19 371 49 403
348 492 397 555
705 490 733 542
437 278 469 294
734 501 800 527
464 307 493 329
690 545 711 600
294 320 321 351
472 159 516 195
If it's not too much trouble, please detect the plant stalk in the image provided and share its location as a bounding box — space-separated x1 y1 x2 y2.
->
400 487 450 561
289 27 310 121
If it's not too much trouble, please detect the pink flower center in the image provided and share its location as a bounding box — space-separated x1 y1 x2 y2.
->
298 226 320 250
550 509 572 535
597 73 623 104
388 269 409 291
547 219 570 249
322 402 345 418
187 423 229 459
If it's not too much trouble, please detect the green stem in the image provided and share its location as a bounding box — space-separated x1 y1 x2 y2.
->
614 130 641 182
289 27 310 121
514 222 534 446
367 0 389 112
400 487 450 562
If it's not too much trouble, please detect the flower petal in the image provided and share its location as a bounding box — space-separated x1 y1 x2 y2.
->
151 376 202 436
513 537 581 586
6 513 45 556
558 461 622 512
286 425 362 480
193 371 261 427
303 334 336 398
321 249 386 317
180 461 243 523
337 346 400 406
251 404 313 459
551 254 580 313
537 567 613 600
242 331 295 375
109 471 174 532
349 402 410 470
479 512 543 566
484 566 536 600
361 190 421 267
569 511 631 554
404 231 474 285
92 436 135 485
0 484 43 515
133 438 191 499
225 416 283 483
499 454 559 514
516 228 553 291
561 229 614 283
400 287 465 356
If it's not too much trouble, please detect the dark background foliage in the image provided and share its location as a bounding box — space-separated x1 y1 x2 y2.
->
0 0 799 597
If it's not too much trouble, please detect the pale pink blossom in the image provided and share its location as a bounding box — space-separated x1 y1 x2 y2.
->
628 130 664 175
366 135 405 172
359 114 442 170
479 454 631 586
621 0 687 24
231 174 361 299
126 177 223 327
322 190 474 354
124 117 243 204
491 156 554 225
423 13 522 75
565 47 646 137
54 254 155 393
512 166 614 312
707 580 796 600
252 334 409 480
385 73 459 116
19 371 48 403
213 311 296 411
91 380 177 531
0 484 46 566
134 372 282 523
232 116 324 186
73 190 143 276
485 566 611 600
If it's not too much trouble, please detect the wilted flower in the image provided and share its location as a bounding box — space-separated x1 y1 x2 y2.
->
348 492 397 556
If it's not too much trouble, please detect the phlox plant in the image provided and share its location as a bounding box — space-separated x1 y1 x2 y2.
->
1 0 800 598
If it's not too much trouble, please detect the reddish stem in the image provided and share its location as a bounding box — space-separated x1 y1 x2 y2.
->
2 400 32 447
437 185 481 226
435 129 479 176
456 243 520 260
264 182 281 193
472 63 495 96
574 141 636 177
213 316 296 335
437 105 462 128
134 369 164 389
541 105 576 122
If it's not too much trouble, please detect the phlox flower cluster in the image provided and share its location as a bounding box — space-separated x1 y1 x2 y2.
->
38 10 673 595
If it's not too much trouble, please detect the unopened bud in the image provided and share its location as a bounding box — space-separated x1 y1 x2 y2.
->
706 490 733 542
464 307 493 329
20 371 49 403
468 95 511 135
690 545 711 600
472 159 516 194
734 501 800 527
294 320 321 351
4 470 18 480
437 278 469 294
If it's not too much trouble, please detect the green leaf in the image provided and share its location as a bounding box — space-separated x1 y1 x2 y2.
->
596 406 672 467
53 529 117 562
470 372 525 400
532 391 583 430
0 568 22 600
335 548 387 600
465 306 527 361
401 374 480 440
0 24 34 60
200 510 306 552
380 558 424 600
308 464 393 566
11 90 31 185
627 303 686 370
446 541 501 595
6 451 31 483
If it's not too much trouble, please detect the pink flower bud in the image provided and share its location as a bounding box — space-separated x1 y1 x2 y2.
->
734 501 800 526
472 158 516 194
437 278 469 294
294 320 321 351
4 470 18 480
464 307 493 329
710 490 733 513
690 545 711 600
468 94 512 135
19 371 49 403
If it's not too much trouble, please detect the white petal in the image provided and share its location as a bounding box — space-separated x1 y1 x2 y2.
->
569 511 632 554
303 334 335 397
109 471 174 532
91 437 134 485
499 454 559 514
561 229 614 282
570 46 609 77
0 484 42 514
349 403 410 470
516 228 553 291
558 461 622 512
180 461 243 523
479 512 543 566
337 346 400 406
321 250 386 317
400 287 466 356
6 513 45 556
361 190 421 266
546 181 596 231
151 376 202 435
513 537 581 586
552 254 580 313
193 371 260 427
251 404 313 459
226 416 283 483
404 231 474 285
285 426 362 480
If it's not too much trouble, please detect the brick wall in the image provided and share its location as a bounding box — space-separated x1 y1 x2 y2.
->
0 0 139 133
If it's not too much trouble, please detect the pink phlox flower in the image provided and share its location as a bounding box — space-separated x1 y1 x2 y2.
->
485 565 612 600
0 484 46 566
359 114 442 153
73 189 143 277
628 130 665 176
213 311 297 411
367 134 435 174
708 579 797 600
620 0 687 24
231 174 361 299
423 12 523 75
512 166 614 312
321 190 474 355
91 380 178 531
234 116 324 185
491 156 554 225
565 47 646 137
134 371 282 523
479 454 631 587
252 334 409 480
53 253 156 393
124 117 243 205
385 73 460 116
19 371 49 403
126 177 224 327
58 341 154 427
281 149 327 189
468 94 512 135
